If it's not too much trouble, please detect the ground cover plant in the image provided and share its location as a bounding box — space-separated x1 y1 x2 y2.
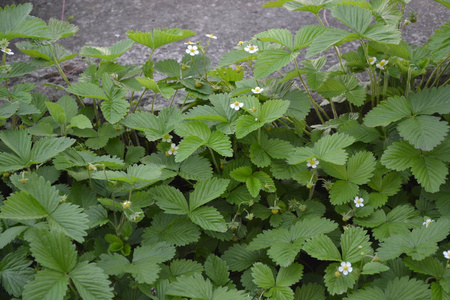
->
0 0 449 299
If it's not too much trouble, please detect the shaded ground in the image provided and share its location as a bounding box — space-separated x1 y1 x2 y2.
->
2 0 449 108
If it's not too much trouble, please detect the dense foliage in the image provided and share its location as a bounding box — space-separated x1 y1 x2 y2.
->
0 1 449 299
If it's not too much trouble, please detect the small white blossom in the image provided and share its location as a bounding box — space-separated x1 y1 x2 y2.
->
88 163 97 171
244 44 258 53
205 34 217 39
354 196 364 208
167 143 179 155
376 59 388 70
444 250 450 259
162 134 173 143
186 45 199 56
423 218 435 228
1 48 14 55
368 57 377 65
122 200 132 209
338 262 353 275
184 41 196 45
251 87 263 94
114 34 121 38
130 211 144 222
230 101 244 111
306 157 319 169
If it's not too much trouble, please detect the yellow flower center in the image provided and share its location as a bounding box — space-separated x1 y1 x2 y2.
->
238 41 244 45
170 147 176 152
5 48 11 53
380 61 386 66
249 46 254 50
164 134 170 139
343 265 348 271
190 48 195 52
369 58 374 63
234 101 240 106
309 159 316 165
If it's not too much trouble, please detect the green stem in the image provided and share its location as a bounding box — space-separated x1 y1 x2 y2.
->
208 146 221 175
133 88 148 112
314 13 345 73
431 60 450 87
169 89 178 107
382 72 389 99
151 93 158 114
329 98 338 119
92 99 101 128
405 67 412 98
49 45 85 107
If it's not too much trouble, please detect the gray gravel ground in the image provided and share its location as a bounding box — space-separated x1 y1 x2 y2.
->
2 0 449 108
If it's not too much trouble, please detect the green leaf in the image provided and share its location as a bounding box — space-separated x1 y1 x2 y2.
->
260 100 290 123
207 131 233 157
97 253 130 276
48 203 89 243
142 213 200 246
307 28 357 58
380 140 420 171
361 262 389 275
0 4 52 40
100 96 129 124
329 180 359 205
324 263 357 295
205 254 229 286
166 274 212 299
411 156 448 193
347 151 376 184
403 256 445 278
155 59 181 78
276 263 304 287
252 263 275 289
160 259 203 280
0 129 31 161
397 115 449 151
223 244 264 272
255 28 293 50
46 102 66 124
408 85 450 115
235 115 264 139
127 28 195 50
254 49 299 79
0 251 34 297
189 206 227 232
30 136 75 164
363 24 401 44
48 18 78 40
428 22 450 62
189 178 229 211
79 39 134 61
303 234 341 261
230 166 253 182
294 283 326 300
66 82 108 100
175 136 207 163
0 191 47 219
294 25 328 50
341 227 372 263
69 261 114 300
332 5 372 34
0 226 28 249
28 230 77 273
69 114 92 129
314 133 355 165
179 154 214 180
152 185 189 215
22 269 68 300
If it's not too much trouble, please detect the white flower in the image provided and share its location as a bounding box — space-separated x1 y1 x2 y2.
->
354 196 364 208
423 218 435 228
1 48 14 55
205 34 217 39
306 157 319 169
338 262 353 275
244 44 258 53
376 59 388 70
122 200 132 209
184 41 196 45
168 143 179 155
251 87 264 94
114 34 120 38
88 163 97 171
444 250 450 259
186 45 199 56
162 134 172 143
130 211 144 222
368 57 377 65
230 101 244 111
